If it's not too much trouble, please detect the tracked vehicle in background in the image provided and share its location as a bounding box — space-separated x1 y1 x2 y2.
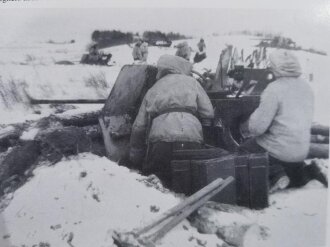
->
80 53 112 66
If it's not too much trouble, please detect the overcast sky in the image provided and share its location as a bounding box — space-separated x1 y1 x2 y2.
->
0 0 329 50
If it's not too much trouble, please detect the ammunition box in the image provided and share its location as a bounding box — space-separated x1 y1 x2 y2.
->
171 150 269 209
235 152 269 209
171 150 236 204
191 155 236 204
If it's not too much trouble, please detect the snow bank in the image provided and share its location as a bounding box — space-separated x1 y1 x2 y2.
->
0 153 227 247
250 181 328 247
0 154 327 247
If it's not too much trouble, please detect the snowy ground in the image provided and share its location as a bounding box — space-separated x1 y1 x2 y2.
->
0 34 329 247
0 154 327 247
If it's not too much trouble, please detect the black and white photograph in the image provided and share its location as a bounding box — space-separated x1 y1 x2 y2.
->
0 0 329 246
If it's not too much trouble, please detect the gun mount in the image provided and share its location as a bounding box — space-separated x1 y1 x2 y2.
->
207 96 260 151
227 65 275 97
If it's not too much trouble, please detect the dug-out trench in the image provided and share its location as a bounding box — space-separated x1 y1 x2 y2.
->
0 110 107 197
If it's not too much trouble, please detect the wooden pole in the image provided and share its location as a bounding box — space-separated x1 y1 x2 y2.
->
145 177 235 244
30 98 106 104
136 177 234 236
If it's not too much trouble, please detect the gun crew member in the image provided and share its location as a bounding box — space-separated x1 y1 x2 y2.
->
129 54 214 186
240 50 327 193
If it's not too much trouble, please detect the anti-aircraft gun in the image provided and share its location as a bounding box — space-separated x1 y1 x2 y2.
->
26 58 327 209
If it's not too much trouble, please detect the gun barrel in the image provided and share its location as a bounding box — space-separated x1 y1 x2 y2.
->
30 99 106 104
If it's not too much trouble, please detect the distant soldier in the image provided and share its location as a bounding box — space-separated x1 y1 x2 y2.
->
132 39 143 62
197 38 206 52
175 41 192 61
88 43 101 63
194 38 207 63
140 40 149 63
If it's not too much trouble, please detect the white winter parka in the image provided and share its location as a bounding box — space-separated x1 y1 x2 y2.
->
130 55 214 161
245 50 314 162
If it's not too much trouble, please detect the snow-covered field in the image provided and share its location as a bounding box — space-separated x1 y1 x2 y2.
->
0 34 329 247
0 35 328 125
0 154 327 247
